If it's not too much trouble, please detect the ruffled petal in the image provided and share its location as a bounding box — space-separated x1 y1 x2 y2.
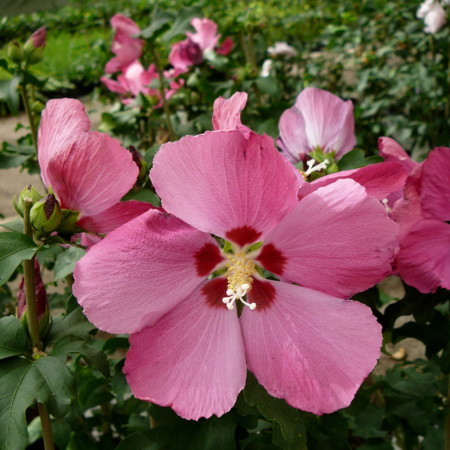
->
212 92 251 137
421 147 450 222
299 161 409 201
295 87 356 157
396 220 450 293
151 131 299 246
378 137 419 174
187 18 219 51
124 278 246 420
77 200 154 234
240 280 382 415
38 99 90 187
73 209 223 333
46 131 138 216
259 179 398 298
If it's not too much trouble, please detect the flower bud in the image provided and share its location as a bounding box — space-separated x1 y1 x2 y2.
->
129 145 148 180
16 260 51 339
7 41 23 64
30 194 62 233
58 209 80 234
14 185 44 217
23 27 46 65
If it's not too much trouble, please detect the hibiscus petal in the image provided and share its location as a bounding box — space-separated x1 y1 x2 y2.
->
278 106 308 162
260 179 398 298
299 161 409 201
295 87 356 158
421 147 450 222
187 18 219 51
240 280 382 415
212 92 251 137
77 200 154 234
124 278 246 420
396 220 450 293
38 98 90 187
46 131 138 216
151 131 299 246
73 209 223 333
378 137 419 173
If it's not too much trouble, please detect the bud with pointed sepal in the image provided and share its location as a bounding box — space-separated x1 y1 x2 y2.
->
14 185 44 217
16 260 51 340
30 194 63 233
7 41 23 64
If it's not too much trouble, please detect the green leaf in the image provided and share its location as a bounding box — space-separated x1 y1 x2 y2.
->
0 316 30 359
2 0 67 16
53 246 86 280
140 9 172 40
50 335 110 377
243 373 307 449
338 149 383 170
0 76 21 115
0 232 38 285
0 217 24 233
0 356 72 450
162 7 202 42
47 307 95 343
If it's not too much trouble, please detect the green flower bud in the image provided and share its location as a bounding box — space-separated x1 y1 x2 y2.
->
58 209 80 234
7 41 23 64
23 27 46 65
31 100 44 114
30 194 62 233
14 185 44 217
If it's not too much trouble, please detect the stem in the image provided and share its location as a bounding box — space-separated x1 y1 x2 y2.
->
20 83 38 157
22 199 41 350
150 45 175 141
446 375 450 450
38 403 55 450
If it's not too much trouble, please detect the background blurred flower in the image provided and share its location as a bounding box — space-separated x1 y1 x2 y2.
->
417 0 446 33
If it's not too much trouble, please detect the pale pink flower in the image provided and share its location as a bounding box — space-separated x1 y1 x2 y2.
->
393 147 450 292
278 87 356 162
105 14 143 74
187 18 220 51
417 0 446 33
267 42 297 58
74 114 398 419
38 99 149 233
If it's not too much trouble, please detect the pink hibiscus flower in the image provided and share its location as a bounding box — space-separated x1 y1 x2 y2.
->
278 87 356 163
74 118 398 419
104 14 143 74
392 147 450 293
38 98 151 234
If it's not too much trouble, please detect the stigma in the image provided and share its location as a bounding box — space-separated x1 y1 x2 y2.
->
301 158 329 179
222 252 256 310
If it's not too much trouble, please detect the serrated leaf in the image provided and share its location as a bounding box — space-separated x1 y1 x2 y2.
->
53 246 85 280
140 9 172 40
0 356 72 450
51 335 110 377
0 316 30 359
0 232 38 285
47 307 95 342
243 373 306 448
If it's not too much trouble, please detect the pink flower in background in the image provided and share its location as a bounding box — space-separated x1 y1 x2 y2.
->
38 98 150 234
278 87 356 162
105 14 143 74
169 17 233 72
417 0 446 34
392 147 450 293
74 109 398 419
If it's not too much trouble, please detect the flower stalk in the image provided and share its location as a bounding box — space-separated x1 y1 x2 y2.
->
19 83 38 157
22 198 55 450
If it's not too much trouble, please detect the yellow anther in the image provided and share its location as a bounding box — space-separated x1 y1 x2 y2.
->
225 251 256 293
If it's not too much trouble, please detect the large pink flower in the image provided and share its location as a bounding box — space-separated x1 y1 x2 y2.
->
393 147 450 292
104 14 143 74
37 98 148 233
278 87 356 162
74 123 398 420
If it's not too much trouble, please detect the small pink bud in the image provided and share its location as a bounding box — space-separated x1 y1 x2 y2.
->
30 27 46 49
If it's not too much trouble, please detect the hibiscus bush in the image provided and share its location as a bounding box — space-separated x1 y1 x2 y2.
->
0 2 449 450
